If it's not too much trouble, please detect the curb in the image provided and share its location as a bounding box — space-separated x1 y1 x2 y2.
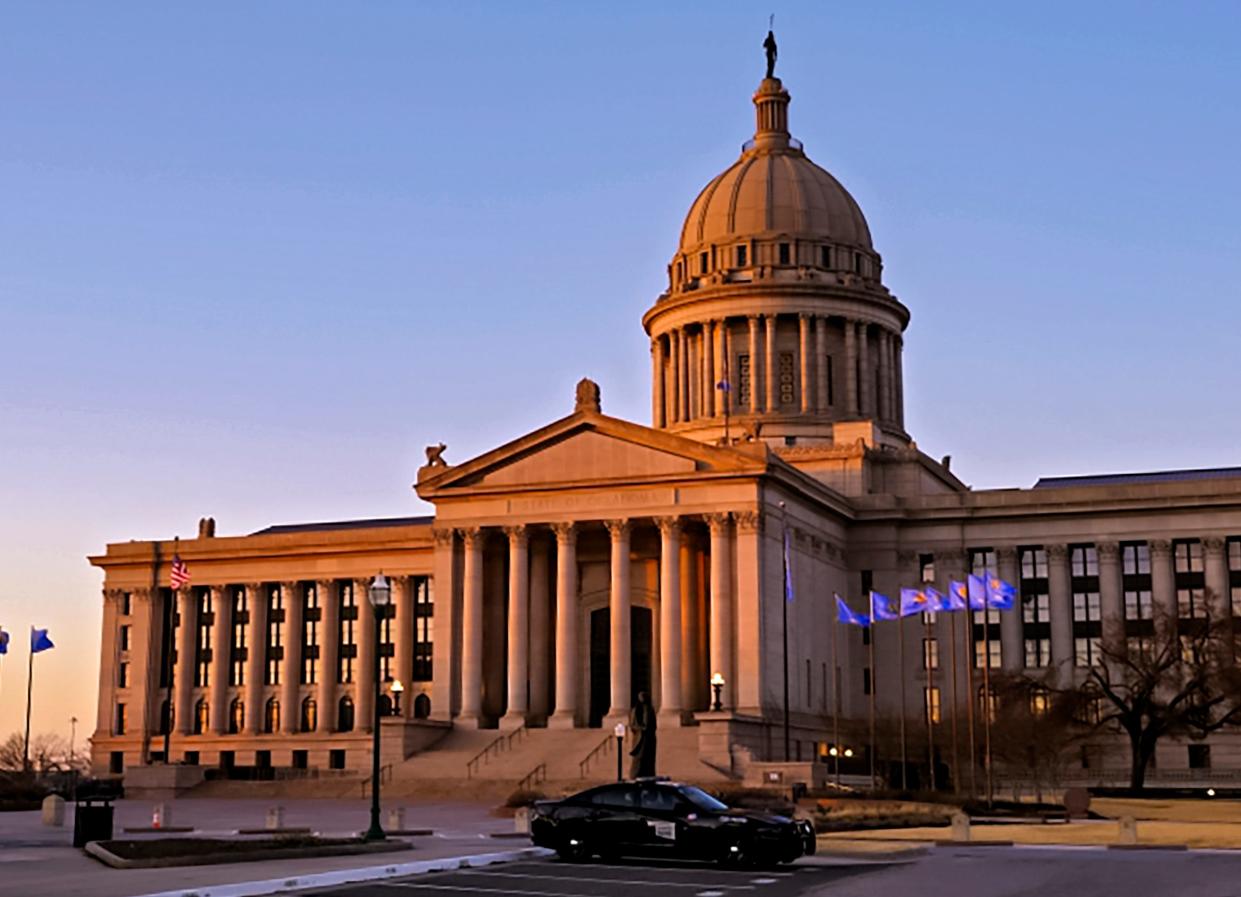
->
129 845 553 897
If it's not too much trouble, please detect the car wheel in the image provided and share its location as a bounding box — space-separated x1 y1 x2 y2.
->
557 836 591 863
717 841 747 867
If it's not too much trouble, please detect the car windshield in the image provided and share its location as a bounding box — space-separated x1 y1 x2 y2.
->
679 785 729 812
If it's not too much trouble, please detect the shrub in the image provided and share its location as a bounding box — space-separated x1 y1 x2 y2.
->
504 788 547 808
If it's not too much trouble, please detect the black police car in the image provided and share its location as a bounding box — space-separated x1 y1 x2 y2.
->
530 778 815 866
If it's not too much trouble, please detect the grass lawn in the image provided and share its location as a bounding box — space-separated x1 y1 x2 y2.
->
821 818 1241 849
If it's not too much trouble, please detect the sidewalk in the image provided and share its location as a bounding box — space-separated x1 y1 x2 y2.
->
1 798 517 897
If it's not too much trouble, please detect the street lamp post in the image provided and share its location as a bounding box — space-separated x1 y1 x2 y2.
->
613 723 626 782
364 573 391 842
710 673 725 712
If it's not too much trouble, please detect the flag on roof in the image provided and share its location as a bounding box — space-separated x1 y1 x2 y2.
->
170 554 191 589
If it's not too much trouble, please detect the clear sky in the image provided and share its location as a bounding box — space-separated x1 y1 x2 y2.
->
2 2 1239 746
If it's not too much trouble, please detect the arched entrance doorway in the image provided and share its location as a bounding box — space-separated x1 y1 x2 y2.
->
588 606 653 727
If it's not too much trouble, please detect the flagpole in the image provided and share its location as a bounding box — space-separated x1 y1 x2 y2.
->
831 609 841 788
948 605 961 794
163 539 175 763
779 505 790 763
982 599 994 808
925 610 936 792
964 605 977 799
23 631 35 772
868 593 877 791
897 613 908 791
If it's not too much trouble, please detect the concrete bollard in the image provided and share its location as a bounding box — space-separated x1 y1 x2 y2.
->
386 807 405 831
41 795 65 827
266 806 285 830
1119 816 1138 845
951 812 971 842
152 802 172 829
513 807 530 834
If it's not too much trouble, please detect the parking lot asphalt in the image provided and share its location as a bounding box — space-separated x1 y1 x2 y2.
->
301 857 881 897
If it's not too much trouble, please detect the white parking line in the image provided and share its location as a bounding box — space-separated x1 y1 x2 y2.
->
698 891 726 896
380 885 601 897
750 878 779 884
468 871 756 889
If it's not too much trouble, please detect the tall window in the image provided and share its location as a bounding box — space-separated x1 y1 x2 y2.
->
114 703 127 735
824 355 834 406
920 554 936 624
300 696 318 732
778 242 790 265
194 589 213 688
120 591 132 616
337 695 355 732
1174 540 1206 618
1071 545 1102 667
159 588 175 689
228 698 244 734
412 576 433 682
778 352 795 406
230 587 248 687
736 244 747 267
1122 542 1153 621
971 548 1001 669
117 662 129 688
264 697 280 734
378 601 395 682
119 624 131 652
1229 538 1241 616
738 353 752 409
699 250 709 274
923 638 939 670
1020 547 1050 668
193 698 209 735
925 687 941 724
1030 686 1050 717
820 245 832 268
302 583 319 685
265 586 283 686
338 581 357 684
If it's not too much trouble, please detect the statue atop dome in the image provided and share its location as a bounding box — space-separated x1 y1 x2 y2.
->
763 29 777 79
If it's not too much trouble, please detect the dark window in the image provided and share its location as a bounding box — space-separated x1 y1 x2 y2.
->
158 588 175 689
853 251 862 274
292 750 308 770
120 592 132 616
220 750 235 770
736 244 748 267
638 785 681 812
265 586 283 685
183 750 199 765
413 693 431 719
863 667 872 695
230 587 248 687
228 698 244 734
114 703 127 735
159 700 173 736
971 549 1001 668
825 355 834 406
194 589 213 688
860 570 872 647
119 624 131 652
302 583 319 685
591 785 638 808
256 749 272 769
329 749 346 770
301 697 317 733
412 576 433 682
193 698 208 735
1071 545 1102 667
109 751 124 775
338 582 357 684
338 695 355 732
1174 540 1206 619
1189 744 1211 769
820 245 831 268
1017 547 1049 669
378 602 395 682
778 242 790 265
264 698 280 734
1230 538 1241 616
700 251 709 274
117 661 129 688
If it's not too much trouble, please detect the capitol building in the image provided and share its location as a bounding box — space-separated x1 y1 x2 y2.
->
89 53 1241 790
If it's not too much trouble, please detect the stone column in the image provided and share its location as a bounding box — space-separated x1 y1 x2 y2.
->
747 316 761 412
605 519 632 722
894 334 905 428
430 529 458 721
354 576 376 730
549 522 579 728
96 589 121 741
392 575 413 717
669 331 681 423
704 322 715 417
317 580 338 730
128 588 155 741
679 328 690 423
458 527 485 727
1047 545 1073 686
1205 538 1230 621
656 516 684 724
707 513 734 708
996 548 1022 672
209 586 231 734
844 318 858 417
528 535 551 721
814 316 829 412
174 587 195 736
244 583 266 735
712 319 725 417
733 511 763 712
1150 540 1176 638
877 329 891 422
857 322 872 417
502 525 530 728
798 313 812 413
652 338 665 427
1097 543 1124 652
764 314 777 412
280 581 302 733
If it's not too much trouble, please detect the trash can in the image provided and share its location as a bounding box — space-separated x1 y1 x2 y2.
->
73 797 114 847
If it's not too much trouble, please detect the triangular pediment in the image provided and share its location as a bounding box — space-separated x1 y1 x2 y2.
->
416 410 769 497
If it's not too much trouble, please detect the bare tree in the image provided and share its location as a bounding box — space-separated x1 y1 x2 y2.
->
0 732 74 773
1080 593 1241 791
987 672 1081 801
0 733 25 771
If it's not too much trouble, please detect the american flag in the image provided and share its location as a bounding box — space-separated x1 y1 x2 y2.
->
170 554 191 588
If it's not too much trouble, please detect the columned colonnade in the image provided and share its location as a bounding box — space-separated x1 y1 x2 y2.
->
650 313 904 430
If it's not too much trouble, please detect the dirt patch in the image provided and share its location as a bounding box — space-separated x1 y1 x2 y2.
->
86 836 410 868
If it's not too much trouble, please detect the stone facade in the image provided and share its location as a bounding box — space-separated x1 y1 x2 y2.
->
89 62 1241 783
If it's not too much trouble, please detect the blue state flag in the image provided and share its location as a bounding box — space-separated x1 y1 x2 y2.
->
967 574 989 611
835 594 870 628
782 527 794 603
899 588 929 617
985 572 1018 610
946 581 969 612
870 591 900 622
924 586 954 613
0 626 9 655
31 627 54 653
716 380 731 393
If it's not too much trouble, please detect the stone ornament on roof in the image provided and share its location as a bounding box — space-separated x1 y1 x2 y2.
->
575 378 601 413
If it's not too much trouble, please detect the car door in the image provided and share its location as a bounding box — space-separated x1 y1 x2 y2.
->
636 784 687 856
588 784 646 853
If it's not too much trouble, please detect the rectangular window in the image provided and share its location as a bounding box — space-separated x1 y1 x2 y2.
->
738 353 752 409
1189 744 1211 770
266 586 284 686
825 355 834 405
778 352 795 406
117 661 129 688
329 749 346 770
1230 538 1241 616
925 687 941 724
736 244 747 267
302 583 319 685
194 589 213 688
974 639 1001 669
379 602 395 682
1122 541 1154 628
413 576 433 682
230 587 248 687
1030 687 1050 717
158 588 174 689
853 251 862 274
923 638 939 670
119 624 131 653
1019 547 1050 669
114 703 127 735
1071 545 1102 667
862 667 872 696
109 751 124 775
121 592 132 616
1074 636 1102 667
700 250 709 274
970 548 1001 667
820 245 831 268
339 581 357 684
1174 539 1206 618
778 242 790 265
